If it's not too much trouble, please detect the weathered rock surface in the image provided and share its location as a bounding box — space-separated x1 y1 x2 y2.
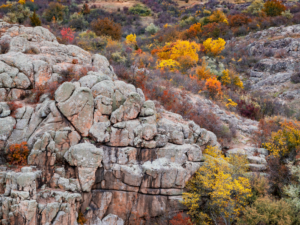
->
0 22 223 225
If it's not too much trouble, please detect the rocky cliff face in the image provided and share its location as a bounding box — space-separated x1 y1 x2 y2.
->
0 21 221 224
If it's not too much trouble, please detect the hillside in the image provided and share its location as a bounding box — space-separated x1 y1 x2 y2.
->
1 0 300 224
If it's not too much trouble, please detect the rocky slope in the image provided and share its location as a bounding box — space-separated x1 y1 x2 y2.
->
229 24 300 111
0 21 222 225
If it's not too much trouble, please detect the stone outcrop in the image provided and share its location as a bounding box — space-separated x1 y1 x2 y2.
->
228 24 300 110
0 21 234 225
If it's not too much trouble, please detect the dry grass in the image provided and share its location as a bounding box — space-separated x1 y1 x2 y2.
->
90 0 140 12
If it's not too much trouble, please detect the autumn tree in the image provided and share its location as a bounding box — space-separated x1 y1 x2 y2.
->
191 59 213 80
185 23 202 39
60 27 75 43
125 33 137 46
153 40 200 70
263 120 300 158
205 77 222 98
208 10 228 24
263 0 286 16
182 146 252 225
91 18 122 40
203 38 226 56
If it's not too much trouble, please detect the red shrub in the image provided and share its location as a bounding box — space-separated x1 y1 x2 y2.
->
60 28 75 43
170 212 193 225
7 142 30 165
237 99 260 120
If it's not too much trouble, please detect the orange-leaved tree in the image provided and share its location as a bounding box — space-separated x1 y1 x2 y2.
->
186 23 202 39
7 142 30 165
205 77 222 98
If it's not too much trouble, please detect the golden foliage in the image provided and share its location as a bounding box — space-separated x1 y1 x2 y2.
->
221 69 231 85
263 120 300 157
183 146 252 224
203 38 226 56
191 58 213 80
226 99 237 108
154 40 200 70
125 33 137 46
208 10 228 24
157 59 180 71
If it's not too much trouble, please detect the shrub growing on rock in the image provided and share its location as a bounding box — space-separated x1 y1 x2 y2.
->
91 18 122 40
7 142 30 165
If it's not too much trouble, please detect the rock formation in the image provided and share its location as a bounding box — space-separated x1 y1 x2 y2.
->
0 21 225 224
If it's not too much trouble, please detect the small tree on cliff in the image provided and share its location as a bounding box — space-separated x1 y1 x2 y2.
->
182 146 252 225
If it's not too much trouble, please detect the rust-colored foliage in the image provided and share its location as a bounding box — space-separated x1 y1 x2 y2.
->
77 211 87 225
228 14 252 27
263 0 286 16
82 3 90 15
201 22 229 39
31 81 60 103
7 101 23 118
72 59 79 64
91 18 122 40
7 142 29 165
185 23 202 39
205 77 223 98
170 212 193 225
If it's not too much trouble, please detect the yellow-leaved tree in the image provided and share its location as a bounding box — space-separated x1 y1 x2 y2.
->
209 9 228 24
263 121 300 158
153 40 200 70
125 33 137 46
182 146 252 225
203 38 226 56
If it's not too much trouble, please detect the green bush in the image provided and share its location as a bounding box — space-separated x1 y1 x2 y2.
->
237 196 299 225
129 4 151 16
145 23 159 35
43 2 66 22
